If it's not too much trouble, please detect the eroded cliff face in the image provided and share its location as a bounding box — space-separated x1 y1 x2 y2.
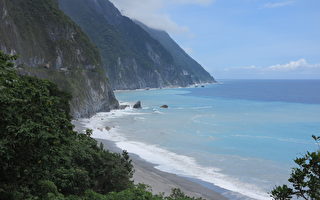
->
0 0 118 118
135 21 216 84
58 0 215 90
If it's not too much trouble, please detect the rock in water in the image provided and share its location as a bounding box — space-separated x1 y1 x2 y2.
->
160 105 168 108
133 101 142 109
119 105 129 110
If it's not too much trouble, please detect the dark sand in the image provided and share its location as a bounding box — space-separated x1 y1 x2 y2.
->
73 120 227 200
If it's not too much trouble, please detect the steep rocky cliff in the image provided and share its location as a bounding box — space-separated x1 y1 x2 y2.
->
135 21 215 84
0 0 118 118
58 0 215 90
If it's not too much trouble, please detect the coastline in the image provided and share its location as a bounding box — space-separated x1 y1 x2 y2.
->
73 120 227 200
114 82 217 93
70 80 320 200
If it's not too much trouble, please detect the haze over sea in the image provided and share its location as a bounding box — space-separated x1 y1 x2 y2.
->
84 80 320 200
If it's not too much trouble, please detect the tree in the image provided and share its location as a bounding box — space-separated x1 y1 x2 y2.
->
0 51 203 200
270 136 320 200
0 51 133 199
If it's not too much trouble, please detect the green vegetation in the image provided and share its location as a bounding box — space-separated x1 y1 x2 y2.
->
0 51 204 200
2 0 101 68
1 0 118 118
0 51 132 199
270 136 320 200
136 21 215 83
58 0 179 89
59 0 173 68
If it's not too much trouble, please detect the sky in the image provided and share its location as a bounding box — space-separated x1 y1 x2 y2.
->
110 0 320 79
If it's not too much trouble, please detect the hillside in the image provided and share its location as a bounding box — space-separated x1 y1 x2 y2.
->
58 0 215 90
0 51 206 200
0 0 118 118
135 21 215 84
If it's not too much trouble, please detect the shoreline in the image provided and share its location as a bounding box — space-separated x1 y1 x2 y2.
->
69 81 317 200
97 139 228 200
114 81 217 93
73 120 228 200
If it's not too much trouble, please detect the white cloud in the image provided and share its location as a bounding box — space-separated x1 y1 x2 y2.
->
264 1 295 8
214 59 320 79
267 59 310 71
241 65 257 70
109 0 214 34
233 59 320 72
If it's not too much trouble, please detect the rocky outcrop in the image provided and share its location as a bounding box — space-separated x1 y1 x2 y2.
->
0 0 118 118
133 101 142 109
119 105 130 110
58 0 216 90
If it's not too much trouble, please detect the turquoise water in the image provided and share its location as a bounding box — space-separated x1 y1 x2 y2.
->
84 80 320 200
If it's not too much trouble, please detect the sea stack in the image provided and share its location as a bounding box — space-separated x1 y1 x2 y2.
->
133 101 142 109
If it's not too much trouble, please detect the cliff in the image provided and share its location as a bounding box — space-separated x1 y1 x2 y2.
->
58 0 215 90
135 21 215 84
0 0 118 118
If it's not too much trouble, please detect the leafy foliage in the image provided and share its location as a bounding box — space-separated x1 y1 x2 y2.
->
3 0 101 67
59 0 205 89
0 51 206 200
0 51 132 199
90 185 204 200
1 0 118 118
270 136 320 200
166 188 204 200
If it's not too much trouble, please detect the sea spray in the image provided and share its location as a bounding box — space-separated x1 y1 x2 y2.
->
81 109 271 200
78 81 320 200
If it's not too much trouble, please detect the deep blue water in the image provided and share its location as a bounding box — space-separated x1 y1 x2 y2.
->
185 80 320 104
86 80 320 200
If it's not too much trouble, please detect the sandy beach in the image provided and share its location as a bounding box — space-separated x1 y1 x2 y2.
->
73 121 227 200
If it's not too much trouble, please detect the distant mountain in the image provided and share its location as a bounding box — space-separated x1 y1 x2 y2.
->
135 21 215 84
0 0 118 118
58 0 215 90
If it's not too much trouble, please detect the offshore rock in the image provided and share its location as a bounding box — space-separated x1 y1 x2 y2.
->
119 105 130 110
133 101 142 109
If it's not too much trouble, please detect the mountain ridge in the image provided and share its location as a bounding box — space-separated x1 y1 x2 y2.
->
134 20 215 84
58 0 215 90
0 0 118 118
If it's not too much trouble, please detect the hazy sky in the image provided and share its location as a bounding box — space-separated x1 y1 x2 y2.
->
110 0 320 79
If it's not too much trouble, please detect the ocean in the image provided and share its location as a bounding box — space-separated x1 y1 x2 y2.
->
81 80 320 200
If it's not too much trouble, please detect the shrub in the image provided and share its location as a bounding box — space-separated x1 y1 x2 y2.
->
0 51 133 199
270 136 320 200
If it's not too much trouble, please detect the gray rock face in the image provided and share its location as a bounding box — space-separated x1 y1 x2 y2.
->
135 21 216 85
58 0 216 90
0 0 118 118
133 101 142 109
119 105 130 110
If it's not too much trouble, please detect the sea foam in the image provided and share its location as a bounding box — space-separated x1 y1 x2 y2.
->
81 110 271 200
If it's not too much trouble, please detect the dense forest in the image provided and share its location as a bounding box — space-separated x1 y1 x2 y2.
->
0 51 203 200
